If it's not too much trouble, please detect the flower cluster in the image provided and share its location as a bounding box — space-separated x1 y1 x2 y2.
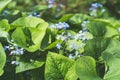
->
4 44 24 55
69 42 85 50
81 20 90 31
56 35 67 41
46 0 56 8
56 32 74 49
75 30 87 41
68 41 85 59
56 43 62 49
89 2 106 16
68 51 82 59
50 22 70 29
4 43 24 65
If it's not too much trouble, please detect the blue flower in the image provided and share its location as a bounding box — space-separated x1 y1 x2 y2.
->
11 61 19 65
68 54 75 59
5 43 24 55
56 43 62 49
50 22 70 29
56 35 67 41
46 0 56 8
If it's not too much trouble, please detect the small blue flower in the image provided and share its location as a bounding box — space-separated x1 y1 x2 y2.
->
56 35 67 41
46 0 56 8
75 30 86 41
101 9 106 12
117 27 120 32
91 3 103 8
11 61 19 65
56 43 62 49
50 22 69 29
68 54 75 59
5 43 24 55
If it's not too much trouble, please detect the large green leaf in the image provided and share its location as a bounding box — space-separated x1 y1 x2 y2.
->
75 56 101 80
87 20 118 38
30 66 45 80
84 38 111 59
0 43 6 76
12 27 46 52
104 26 118 38
102 39 120 80
11 17 45 29
0 19 10 32
16 59 44 73
0 0 11 13
45 52 74 80
40 27 61 50
65 63 78 80
87 21 107 37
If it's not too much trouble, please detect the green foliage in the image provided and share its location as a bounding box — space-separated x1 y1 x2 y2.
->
69 14 90 25
0 19 10 31
1 0 120 80
0 0 11 13
102 39 120 80
0 43 6 76
75 56 101 80
16 58 44 73
45 52 75 80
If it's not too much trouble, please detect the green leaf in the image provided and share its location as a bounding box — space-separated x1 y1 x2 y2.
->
31 5 48 12
75 56 101 80
22 27 34 46
105 26 118 38
12 27 46 52
37 21 48 30
45 52 74 80
40 27 60 50
84 38 111 59
65 63 78 80
0 30 10 42
16 59 44 73
0 19 10 32
102 39 120 80
58 14 73 22
69 14 90 24
11 17 45 29
87 20 118 38
0 0 11 13
87 20 107 37
0 43 6 76
44 39 62 50
30 66 45 80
